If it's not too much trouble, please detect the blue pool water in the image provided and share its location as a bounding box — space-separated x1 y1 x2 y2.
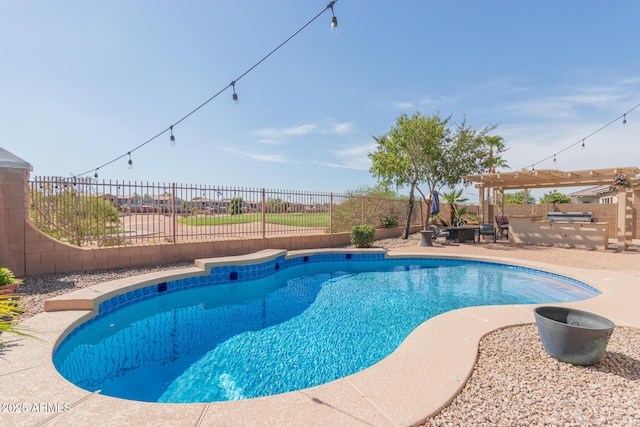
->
53 256 597 403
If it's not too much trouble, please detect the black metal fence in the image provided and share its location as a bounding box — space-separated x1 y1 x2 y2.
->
29 177 422 247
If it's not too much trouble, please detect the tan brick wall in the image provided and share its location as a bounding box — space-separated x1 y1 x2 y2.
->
0 167 30 275
504 202 627 239
17 213 421 276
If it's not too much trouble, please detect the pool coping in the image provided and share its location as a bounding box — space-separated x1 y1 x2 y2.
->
3 249 640 426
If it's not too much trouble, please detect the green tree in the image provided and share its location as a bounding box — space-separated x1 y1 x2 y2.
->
229 197 243 215
330 185 411 233
30 179 120 246
539 190 571 204
264 198 289 213
369 112 493 238
504 190 537 205
345 183 398 198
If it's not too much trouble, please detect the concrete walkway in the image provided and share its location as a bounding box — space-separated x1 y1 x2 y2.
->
2 242 639 427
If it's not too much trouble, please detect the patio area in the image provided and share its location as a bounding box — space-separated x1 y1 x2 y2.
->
2 240 640 426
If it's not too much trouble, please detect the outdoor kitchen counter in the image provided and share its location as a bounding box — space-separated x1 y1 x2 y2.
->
508 216 609 250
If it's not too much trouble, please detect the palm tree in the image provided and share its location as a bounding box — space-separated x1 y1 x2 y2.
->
483 135 509 205
441 189 474 226
484 135 509 173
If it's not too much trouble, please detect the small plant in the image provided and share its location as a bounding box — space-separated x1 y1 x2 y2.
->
350 225 376 248
380 214 398 229
0 268 22 290
0 295 28 345
0 294 37 347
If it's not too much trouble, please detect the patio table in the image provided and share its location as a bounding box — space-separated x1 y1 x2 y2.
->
444 226 478 243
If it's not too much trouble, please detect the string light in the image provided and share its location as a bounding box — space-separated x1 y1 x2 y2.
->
329 1 338 32
169 125 176 147
519 102 639 171
127 152 133 170
553 154 556 164
72 1 340 178
231 81 239 106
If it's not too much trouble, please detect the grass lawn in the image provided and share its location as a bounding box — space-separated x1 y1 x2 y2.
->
179 212 329 227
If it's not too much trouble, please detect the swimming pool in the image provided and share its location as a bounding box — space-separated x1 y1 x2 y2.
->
53 253 597 403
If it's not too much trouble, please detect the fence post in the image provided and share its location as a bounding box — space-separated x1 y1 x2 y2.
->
329 192 333 233
172 183 177 243
261 188 266 239
361 196 364 225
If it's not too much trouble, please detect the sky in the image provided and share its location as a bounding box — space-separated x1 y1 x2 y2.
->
2 1 639 201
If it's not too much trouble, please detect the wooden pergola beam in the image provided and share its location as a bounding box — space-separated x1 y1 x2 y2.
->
466 166 640 190
466 166 639 251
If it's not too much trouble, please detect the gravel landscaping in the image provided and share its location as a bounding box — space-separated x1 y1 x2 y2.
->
425 324 640 426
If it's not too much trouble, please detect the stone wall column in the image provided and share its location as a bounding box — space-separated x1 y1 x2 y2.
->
0 148 32 276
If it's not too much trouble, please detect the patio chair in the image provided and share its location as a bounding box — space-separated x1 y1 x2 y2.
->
495 215 509 239
428 224 450 242
477 223 496 242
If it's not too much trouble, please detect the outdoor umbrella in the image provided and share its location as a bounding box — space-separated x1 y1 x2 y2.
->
430 190 440 216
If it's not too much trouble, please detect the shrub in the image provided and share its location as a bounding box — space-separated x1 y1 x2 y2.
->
350 225 376 248
0 295 33 345
0 268 22 287
380 214 398 229
229 197 243 215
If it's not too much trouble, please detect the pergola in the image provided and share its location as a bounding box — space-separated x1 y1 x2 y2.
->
464 166 640 249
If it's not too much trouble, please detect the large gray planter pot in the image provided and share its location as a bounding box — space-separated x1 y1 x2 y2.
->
534 306 614 366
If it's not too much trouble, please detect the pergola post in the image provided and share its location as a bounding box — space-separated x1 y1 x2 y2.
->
616 187 630 251
478 186 485 224
496 188 504 216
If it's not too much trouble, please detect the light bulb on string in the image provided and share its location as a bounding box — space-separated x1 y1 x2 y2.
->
623 114 627 125
231 81 239 106
94 169 99 179
127 152 133 170
581 139 585 150
329 1 338 33
553 154 556 164
170 126 176 147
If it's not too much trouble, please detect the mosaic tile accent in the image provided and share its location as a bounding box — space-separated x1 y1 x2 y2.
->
87 253 595 328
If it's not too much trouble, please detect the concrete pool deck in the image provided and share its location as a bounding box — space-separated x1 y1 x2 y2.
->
2 243 640 426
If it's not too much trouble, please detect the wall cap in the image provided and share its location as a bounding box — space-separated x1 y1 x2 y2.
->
0 147 32 170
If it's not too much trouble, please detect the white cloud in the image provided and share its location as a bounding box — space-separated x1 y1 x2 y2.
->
224 147 288 163
392 101 414 110
490 79 637 124
257 139 281 145
254 124 317 139
391 95 458 112
314 142 376 171
330 122 354 135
